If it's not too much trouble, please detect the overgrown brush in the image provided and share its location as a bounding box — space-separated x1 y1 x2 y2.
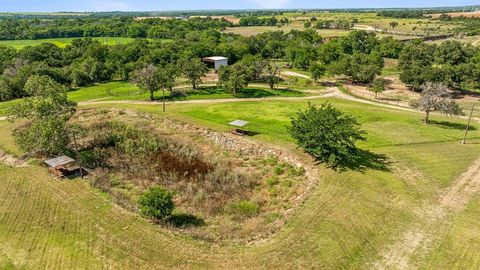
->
81 121 256 214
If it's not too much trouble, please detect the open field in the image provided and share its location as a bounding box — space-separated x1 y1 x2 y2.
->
225 22 351 37
1 7 480 268
0 80 326 116
0 37 161 49
68 82 310 102
428 11 480 18
426 35 480 46
231 11 460 38
2 95 480 268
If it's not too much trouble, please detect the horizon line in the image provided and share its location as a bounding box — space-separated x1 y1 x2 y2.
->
1 5 479 14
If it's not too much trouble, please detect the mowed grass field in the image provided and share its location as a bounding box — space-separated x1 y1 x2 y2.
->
0 81 320 115
0 37 136 49
2 96 480 268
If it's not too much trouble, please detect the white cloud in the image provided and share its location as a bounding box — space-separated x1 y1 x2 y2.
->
88 0 131 11
248 0 293 9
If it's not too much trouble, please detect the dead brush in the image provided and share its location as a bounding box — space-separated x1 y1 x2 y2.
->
79 120 258 214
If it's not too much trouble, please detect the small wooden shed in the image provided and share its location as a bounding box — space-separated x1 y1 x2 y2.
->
44 156 77 179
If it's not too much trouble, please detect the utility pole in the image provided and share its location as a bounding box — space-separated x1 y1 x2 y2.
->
462 104 475 145
71 129 84 179
162 88 166 113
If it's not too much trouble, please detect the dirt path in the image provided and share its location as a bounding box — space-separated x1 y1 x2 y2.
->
372 158 480 269
79 87 480 124
281 70 311 79
353 24 380 32
79 88 337 106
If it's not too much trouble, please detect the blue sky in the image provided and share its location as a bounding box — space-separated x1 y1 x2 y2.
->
1 0 478 12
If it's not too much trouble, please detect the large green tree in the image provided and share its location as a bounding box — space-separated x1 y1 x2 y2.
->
329 53 383 84
218 64 249 94
131 64 162 101
289 102 366 169
179 58 208 90
9 75 77 155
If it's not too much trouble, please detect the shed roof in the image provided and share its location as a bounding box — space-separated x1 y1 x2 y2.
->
229 120 250 127
44 156 75 168
203 56 228 62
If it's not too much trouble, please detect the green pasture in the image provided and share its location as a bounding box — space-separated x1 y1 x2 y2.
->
0 37 170 49
2 90 480 269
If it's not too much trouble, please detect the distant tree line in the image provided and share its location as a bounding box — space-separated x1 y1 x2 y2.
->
0 25 479 103
0 29 404 102
0 17 232 40
447 17 480 36
239 16 290 26
398 40 480 90
377 10 428 19
305 19 354 30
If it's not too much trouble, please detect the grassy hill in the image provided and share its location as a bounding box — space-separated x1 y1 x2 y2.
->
2 96 480 268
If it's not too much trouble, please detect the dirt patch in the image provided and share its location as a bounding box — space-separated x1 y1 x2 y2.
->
0 150 27 167
344 77 419 107
372 158 480 269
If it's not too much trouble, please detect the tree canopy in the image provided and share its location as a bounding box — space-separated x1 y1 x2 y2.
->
9 75 77 155
289 102 366 169
410 82 463 123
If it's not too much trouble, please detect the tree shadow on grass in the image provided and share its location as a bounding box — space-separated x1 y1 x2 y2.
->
235 88 303 98
327 149 391 173
235 88 275 98
167 213 205 228
429 120 476 131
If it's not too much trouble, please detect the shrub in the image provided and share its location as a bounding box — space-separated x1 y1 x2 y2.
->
138 186 175 220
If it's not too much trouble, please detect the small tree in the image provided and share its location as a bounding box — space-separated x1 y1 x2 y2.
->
264 61 280 90
288 102 366 168
9 75 77 155
410 82 463 124
369 77 387 99
218 64 248 94
309 62 326 84
390 21 399 29
138 186 175 220
160 64 179 94
179 58 208 90
158 64 179 112
131 64 161 101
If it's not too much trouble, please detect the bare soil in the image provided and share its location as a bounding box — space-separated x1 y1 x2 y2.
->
0 150 27 167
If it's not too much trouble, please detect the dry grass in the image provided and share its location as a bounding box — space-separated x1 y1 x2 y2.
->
428 11 480 19
70 109 307 243
3 97 480 268
224 21 350 37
